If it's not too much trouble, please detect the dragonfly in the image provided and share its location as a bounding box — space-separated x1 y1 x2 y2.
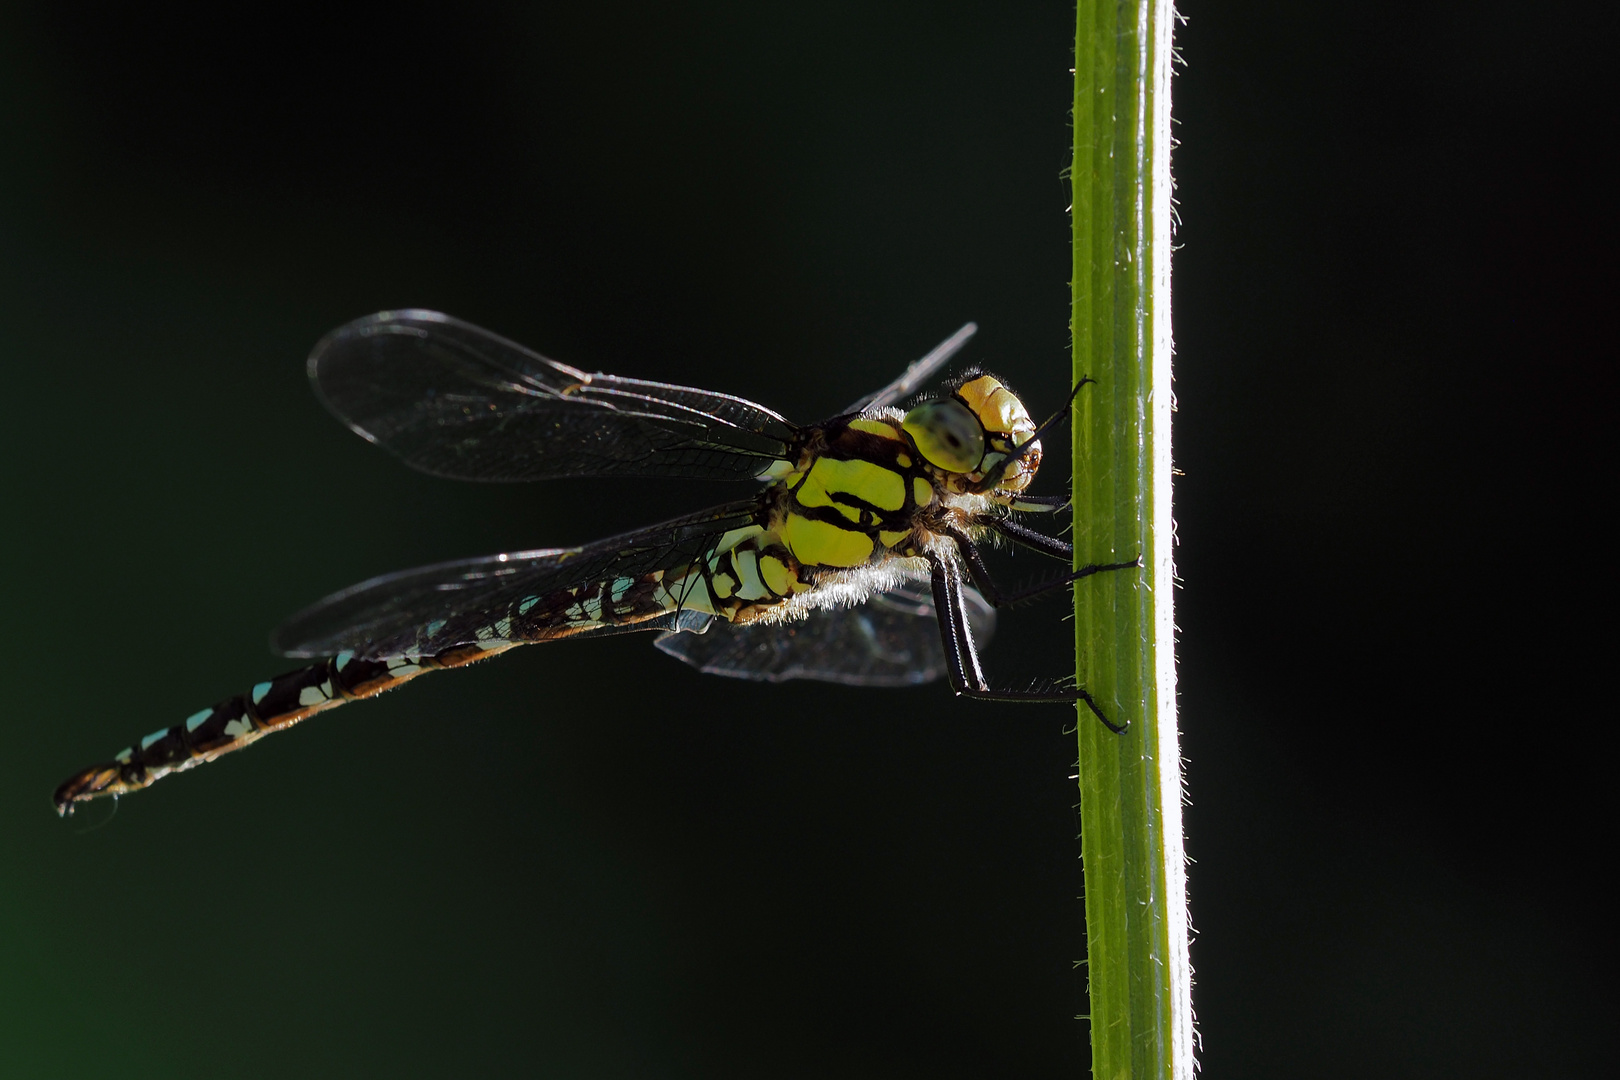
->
54 311 1136 815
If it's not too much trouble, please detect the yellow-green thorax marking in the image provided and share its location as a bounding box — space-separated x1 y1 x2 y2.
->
52 304 1110 818
658 374 1044 629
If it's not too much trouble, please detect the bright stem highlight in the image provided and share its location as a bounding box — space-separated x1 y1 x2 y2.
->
1070 0 1192 1077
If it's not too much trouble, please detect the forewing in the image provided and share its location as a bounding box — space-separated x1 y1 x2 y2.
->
653 581 996 687
309 310 798 481
272 500 764 660
844 322 978 413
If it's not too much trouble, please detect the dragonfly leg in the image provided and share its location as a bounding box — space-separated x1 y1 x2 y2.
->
980 515 1074 559
946 524 1140 609
1006 493 1072 514
978 377 1094 490
926 552 1128 731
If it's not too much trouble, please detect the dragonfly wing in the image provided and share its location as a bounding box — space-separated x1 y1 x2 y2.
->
309 310 798 481
272 499 765 660
653 580 996 687
844 322 978 413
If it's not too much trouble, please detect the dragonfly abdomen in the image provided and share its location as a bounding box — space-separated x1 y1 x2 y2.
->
51 316 1130 814
52 643 509 816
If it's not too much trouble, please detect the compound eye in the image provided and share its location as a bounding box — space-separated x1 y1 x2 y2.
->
902 399 985 472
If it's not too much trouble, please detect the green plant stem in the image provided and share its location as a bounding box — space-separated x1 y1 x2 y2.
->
1071 1 1190 1078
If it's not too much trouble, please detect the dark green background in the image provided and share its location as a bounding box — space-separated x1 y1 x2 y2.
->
3 3 1610 1076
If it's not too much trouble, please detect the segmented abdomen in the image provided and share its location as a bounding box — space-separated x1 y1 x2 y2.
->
51 642 508 816
52 527 812 815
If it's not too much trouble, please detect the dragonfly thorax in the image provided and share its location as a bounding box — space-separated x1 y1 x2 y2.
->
761 382 1040 582
52 314 1132 819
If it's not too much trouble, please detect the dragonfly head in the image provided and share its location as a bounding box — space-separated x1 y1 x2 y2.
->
902 374 1040 497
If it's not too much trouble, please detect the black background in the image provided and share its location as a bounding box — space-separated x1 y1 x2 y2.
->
2 2 1611 1077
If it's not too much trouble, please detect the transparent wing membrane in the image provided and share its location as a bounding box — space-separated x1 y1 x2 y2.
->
54 312 1137 821
843 322 977 413
654 582 994 687
309 310 798 482
272 499 764 660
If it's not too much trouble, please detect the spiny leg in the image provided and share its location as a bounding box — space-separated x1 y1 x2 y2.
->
925 552 1128 731
928 551 986 692
980 515 1075 560
1006 493 1072 513
944 523 1140 609
978 377 1096 490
